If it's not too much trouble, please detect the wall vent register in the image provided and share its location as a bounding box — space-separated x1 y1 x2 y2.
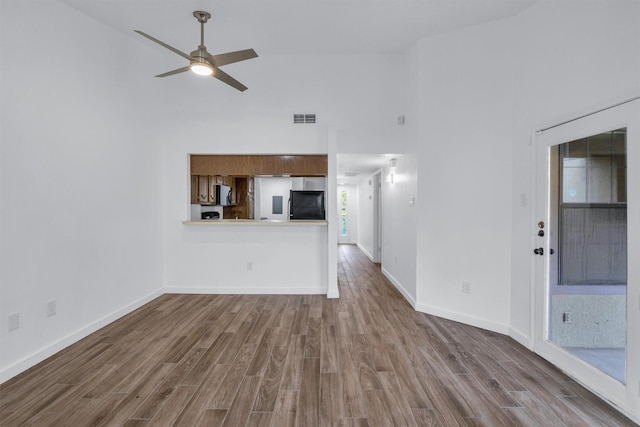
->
293 114 316 124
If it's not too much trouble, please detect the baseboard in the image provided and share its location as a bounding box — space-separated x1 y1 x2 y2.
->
0 289 163 384
508 327 531 349
164 286 326 295
356 243 374 262
415 302 510 336
326 289 340 299
381 267 416 308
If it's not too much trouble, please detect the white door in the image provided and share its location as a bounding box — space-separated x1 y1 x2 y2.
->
533 100 639 417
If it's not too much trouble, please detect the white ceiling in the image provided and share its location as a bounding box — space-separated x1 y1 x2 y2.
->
60 0 536 55
58 0 535 180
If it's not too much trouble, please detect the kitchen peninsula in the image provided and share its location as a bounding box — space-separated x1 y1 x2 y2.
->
175 153 332 296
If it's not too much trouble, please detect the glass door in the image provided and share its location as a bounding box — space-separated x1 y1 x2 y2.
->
533 100 639 415
549 129 627 382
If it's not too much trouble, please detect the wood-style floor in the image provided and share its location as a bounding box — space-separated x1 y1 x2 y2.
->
1 245 636 426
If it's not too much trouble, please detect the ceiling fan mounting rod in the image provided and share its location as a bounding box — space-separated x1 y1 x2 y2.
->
193 11 210 48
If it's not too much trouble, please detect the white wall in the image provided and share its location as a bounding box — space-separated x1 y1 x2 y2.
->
356 173 376 260
381 155 418 307
411 18 515 333
0 1 165 381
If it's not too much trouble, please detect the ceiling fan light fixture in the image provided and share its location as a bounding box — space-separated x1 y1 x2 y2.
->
190 62 213 76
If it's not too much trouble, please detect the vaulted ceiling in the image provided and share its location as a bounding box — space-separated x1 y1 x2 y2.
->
60 0 536 54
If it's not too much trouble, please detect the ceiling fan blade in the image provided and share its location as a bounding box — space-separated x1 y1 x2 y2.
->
155 66 191 78
134 30 191 61
212 67 248 92
208 49 258 67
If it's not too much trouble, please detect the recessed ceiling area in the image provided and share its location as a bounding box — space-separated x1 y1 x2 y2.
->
59 0 537 54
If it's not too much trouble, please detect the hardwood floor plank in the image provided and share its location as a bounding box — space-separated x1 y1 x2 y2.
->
246 329 276 377
216 321 257 365
320 324 339 373
221 376 262 427
270 389 298 427
172 364 230 426
247 411 272 426
280 334 306 390
0 383 72 425
253 345 288 412
181 332 233 385
363 389 395 426
352 334 382 390
146 385 197 427
305 316 321 358
194 408 227 427
93 362 177 426
337 347 367 418
296 357 321 426
506 390 565 426
207 342 258 409
320 372 345 426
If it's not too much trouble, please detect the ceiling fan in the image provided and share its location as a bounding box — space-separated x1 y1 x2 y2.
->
134 11 257 92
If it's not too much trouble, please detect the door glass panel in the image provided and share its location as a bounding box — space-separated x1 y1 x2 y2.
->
340 190 347 237
549 128 627 383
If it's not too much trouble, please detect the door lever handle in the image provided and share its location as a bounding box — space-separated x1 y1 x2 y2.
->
533 248 544 255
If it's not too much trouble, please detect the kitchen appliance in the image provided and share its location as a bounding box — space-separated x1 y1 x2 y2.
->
201 211 220 220
216 184 232 206
289 190 325 220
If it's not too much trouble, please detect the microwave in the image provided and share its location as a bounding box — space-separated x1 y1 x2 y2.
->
216 184 232 206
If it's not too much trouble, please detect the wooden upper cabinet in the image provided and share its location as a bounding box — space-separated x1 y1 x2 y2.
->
251 155 282 175
293 155 327 176
190 155 207 175
204 155 250 176
190 154 327 176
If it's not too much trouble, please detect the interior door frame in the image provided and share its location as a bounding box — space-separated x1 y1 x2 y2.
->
531 99 640 419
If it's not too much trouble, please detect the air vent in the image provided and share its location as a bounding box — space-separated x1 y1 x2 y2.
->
294 114 316 124
344 172 359 177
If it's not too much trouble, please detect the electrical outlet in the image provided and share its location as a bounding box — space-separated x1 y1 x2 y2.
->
247 261 253 271
462 282 471 294
562 311 573 323
46 300 57 317
8 313 20 331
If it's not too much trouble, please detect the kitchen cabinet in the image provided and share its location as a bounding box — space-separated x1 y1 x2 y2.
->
293 155 327 175
190 175 239 204
198 175 210 204
190 154 328 177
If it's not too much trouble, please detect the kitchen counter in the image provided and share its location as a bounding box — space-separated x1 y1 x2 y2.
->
183 219 328 226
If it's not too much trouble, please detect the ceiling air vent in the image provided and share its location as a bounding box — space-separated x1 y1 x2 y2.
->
293 114 316 124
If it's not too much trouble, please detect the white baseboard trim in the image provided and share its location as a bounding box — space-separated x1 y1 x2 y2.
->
508 327 531 349
381 267 416 308
164 286 326 295
326 289 340 299
414 302 510 336
356 243 374 262
0 289 163 385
